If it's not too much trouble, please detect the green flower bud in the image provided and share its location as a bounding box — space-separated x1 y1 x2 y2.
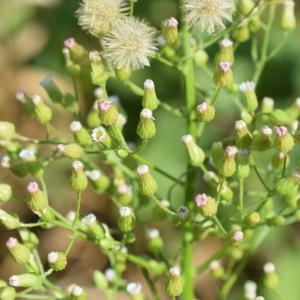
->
235 120 249 138
86 169 110 193
116 183 133 205
241 111 253 125
98 100 119 126
57 143 83 159
245 212 261 227
70 121 93 147
0 183 12 202
62 92 79 113
137 109 156 140
230 229 244 246
70 161 88 192
261 97 274 114
238 0 255 15
263 262 279 289
232 20 250 43
137 165 157 196
0 210 19 230
6 237 31 265
252 126 273 151
40 75 63 104
249 9 261 32
166 267 183 297
237 149 251 178
147 228 163 255
182 134 205 167
275 126 294 153
267 215 285 227
127 282 144 300
115 66 132 81
87 102 101 128
218 146 238 178
19 229 39 249
209 260 225 279
281 0 296 31
271 152 288 169
162 17 178 45
195 194 218 217
196 102 215 122
62 48 81 77
271 109 289 125
68 284 87 300
81 213 105 238
91 126 112 148
31 95 52 124
228 247 243 260
215 39 234 65
93 270 108 290
27 182 49 216
194 49 209 66
118 207 136 232
214 61 233 88
240 81 258 113
0 287 16 300
47 251 67 271
142 80 159 110
64 38 89 66
16 91 35 117
211 142 224 167
148 260 166 275
89 51 109 85
0 122 16 140
220 182 234 205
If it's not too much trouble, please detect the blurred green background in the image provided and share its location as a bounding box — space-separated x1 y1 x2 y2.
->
0 0 300 299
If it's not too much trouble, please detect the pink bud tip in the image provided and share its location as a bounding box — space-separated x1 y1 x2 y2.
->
219 61 231 73
98 100 112 112
165 17 178 27
275 126 288 137
57 144 65 153
27 181 39 193
232 230 244 241
137 165 149 175
64 38 76 49
225 146 238 157
73 160 84 170
197 102 208 114
261 126 272 137
195 194 209 207
6 237 18 249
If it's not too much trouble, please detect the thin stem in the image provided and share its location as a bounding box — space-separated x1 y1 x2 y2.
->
74 191 82 224
151 195 177 216
281 154 287 178
213 216 227 237
239 178 244 222
253 164 271 192
140 268 160 300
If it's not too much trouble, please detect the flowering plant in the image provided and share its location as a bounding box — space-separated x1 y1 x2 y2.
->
0 0 298 299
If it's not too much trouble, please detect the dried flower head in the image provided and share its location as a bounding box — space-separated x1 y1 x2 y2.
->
77 0 129 37
184 0 235 34
103 18 157 70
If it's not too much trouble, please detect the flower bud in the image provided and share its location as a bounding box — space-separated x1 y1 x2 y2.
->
238 0 255 15
93 270 108 290
211 142 224 167
261 97 274 114
86 169 110 193
27 182 49 216
244 280 257 300
9 273 40 288
127 282 144 300
214 61 233 88
194 49 208 66
275 126 294 153
40 75 63 104
70 161 88 192
68 284 87 300
235 120 248 138
271 152 288 169
176 206 190 223
215 39 234 65
57 143 83 159
232 20 250 43
115 66 132 81
70 121 92 147
245 212 260 227
89 51 109 85
64 38 89 66
209 260 225 279
142 80 159 110
147 228 163 255
48 251 67 271
97 100 119 126
252 126 273 151
249 11 261 33
237 149 251 178
0 286 16 300
271 109 289 125
0 183 12 202
116 183 133 205
281 0 296 31
62 48 81 77
137 108 156 140
218 146 238 177
263 262 279 289
230 229 244 246
241 111 253 125
267 215 285 227
19 229 39 249
240 81 258 113
1 155 10 168
16 91 35 117
0 122 16 140
196 102 215 122
91 126 112 148
195 194 218 217
87 101 101 128
137 165 157 196
81 213 105 238
31 95 52 124
118 207 136 232
0 210 20 230
166 267 183 297
162 17 178 44
182 134 205 167
6 237 31 265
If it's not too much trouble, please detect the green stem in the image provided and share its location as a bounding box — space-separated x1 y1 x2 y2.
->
151 195 177 216
140 268 160 300
74 191 82 224
253 164 271 192
213 216 227 237
239 178 244 222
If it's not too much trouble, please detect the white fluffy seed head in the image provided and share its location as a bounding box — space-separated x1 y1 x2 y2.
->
263 262 276 273
240 81 256 92
9 275 20 287
82 213 97 226
184 0 235 34
144 79 155 89
48 251 59 263
119 207 133 217
70 121 82 132
102 18 157 70
182 134 193 144
127 282 142 295
140 108 153 119
169 266 181 277
137 164 149 175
